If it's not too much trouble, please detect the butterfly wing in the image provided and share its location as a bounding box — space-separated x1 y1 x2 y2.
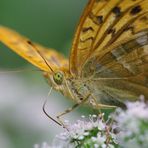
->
0 26 68 73
70 0 148 105
82 32 148 105
70 0 148 76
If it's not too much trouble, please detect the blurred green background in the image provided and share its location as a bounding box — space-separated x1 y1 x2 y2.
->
0 0 90 148
0 0 87 68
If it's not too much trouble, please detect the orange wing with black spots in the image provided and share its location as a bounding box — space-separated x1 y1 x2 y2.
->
69 0 148 102
70 0 148 77
0 26 69 73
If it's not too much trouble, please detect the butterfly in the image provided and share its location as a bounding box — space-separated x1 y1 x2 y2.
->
0 0 148 126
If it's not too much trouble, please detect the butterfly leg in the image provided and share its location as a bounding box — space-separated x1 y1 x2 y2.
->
90 94 117 109
56 94 91 129
88 94 117 130
56 103 79 129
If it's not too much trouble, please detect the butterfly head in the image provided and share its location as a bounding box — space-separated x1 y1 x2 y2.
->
44 71 71 97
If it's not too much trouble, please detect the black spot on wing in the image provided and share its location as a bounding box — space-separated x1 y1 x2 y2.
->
82 27 94 33
130 5 142 15
97 15 103 24
89 13 103 25
112 6 121 17
107 28 116 35
122 25 134 33
26 40 32 45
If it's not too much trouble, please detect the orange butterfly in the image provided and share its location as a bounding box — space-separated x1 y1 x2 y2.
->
0 0 148 126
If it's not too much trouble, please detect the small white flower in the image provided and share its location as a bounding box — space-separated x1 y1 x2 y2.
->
101 144 107 148
78 135 84 140
94 143 99 148
97 120 105 131
91 136 97 142
83 131 89 136
96 133 106 145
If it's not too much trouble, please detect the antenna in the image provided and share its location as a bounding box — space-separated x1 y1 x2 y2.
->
26 40 54 73
42 87 62 127
42 99 62 127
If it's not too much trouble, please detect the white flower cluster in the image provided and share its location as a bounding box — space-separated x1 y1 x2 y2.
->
34 98 148 148
34 115 117 148
50 115 117 148
114 98 148 148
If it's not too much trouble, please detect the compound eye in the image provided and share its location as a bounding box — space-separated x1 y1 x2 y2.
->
53 72 63 85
